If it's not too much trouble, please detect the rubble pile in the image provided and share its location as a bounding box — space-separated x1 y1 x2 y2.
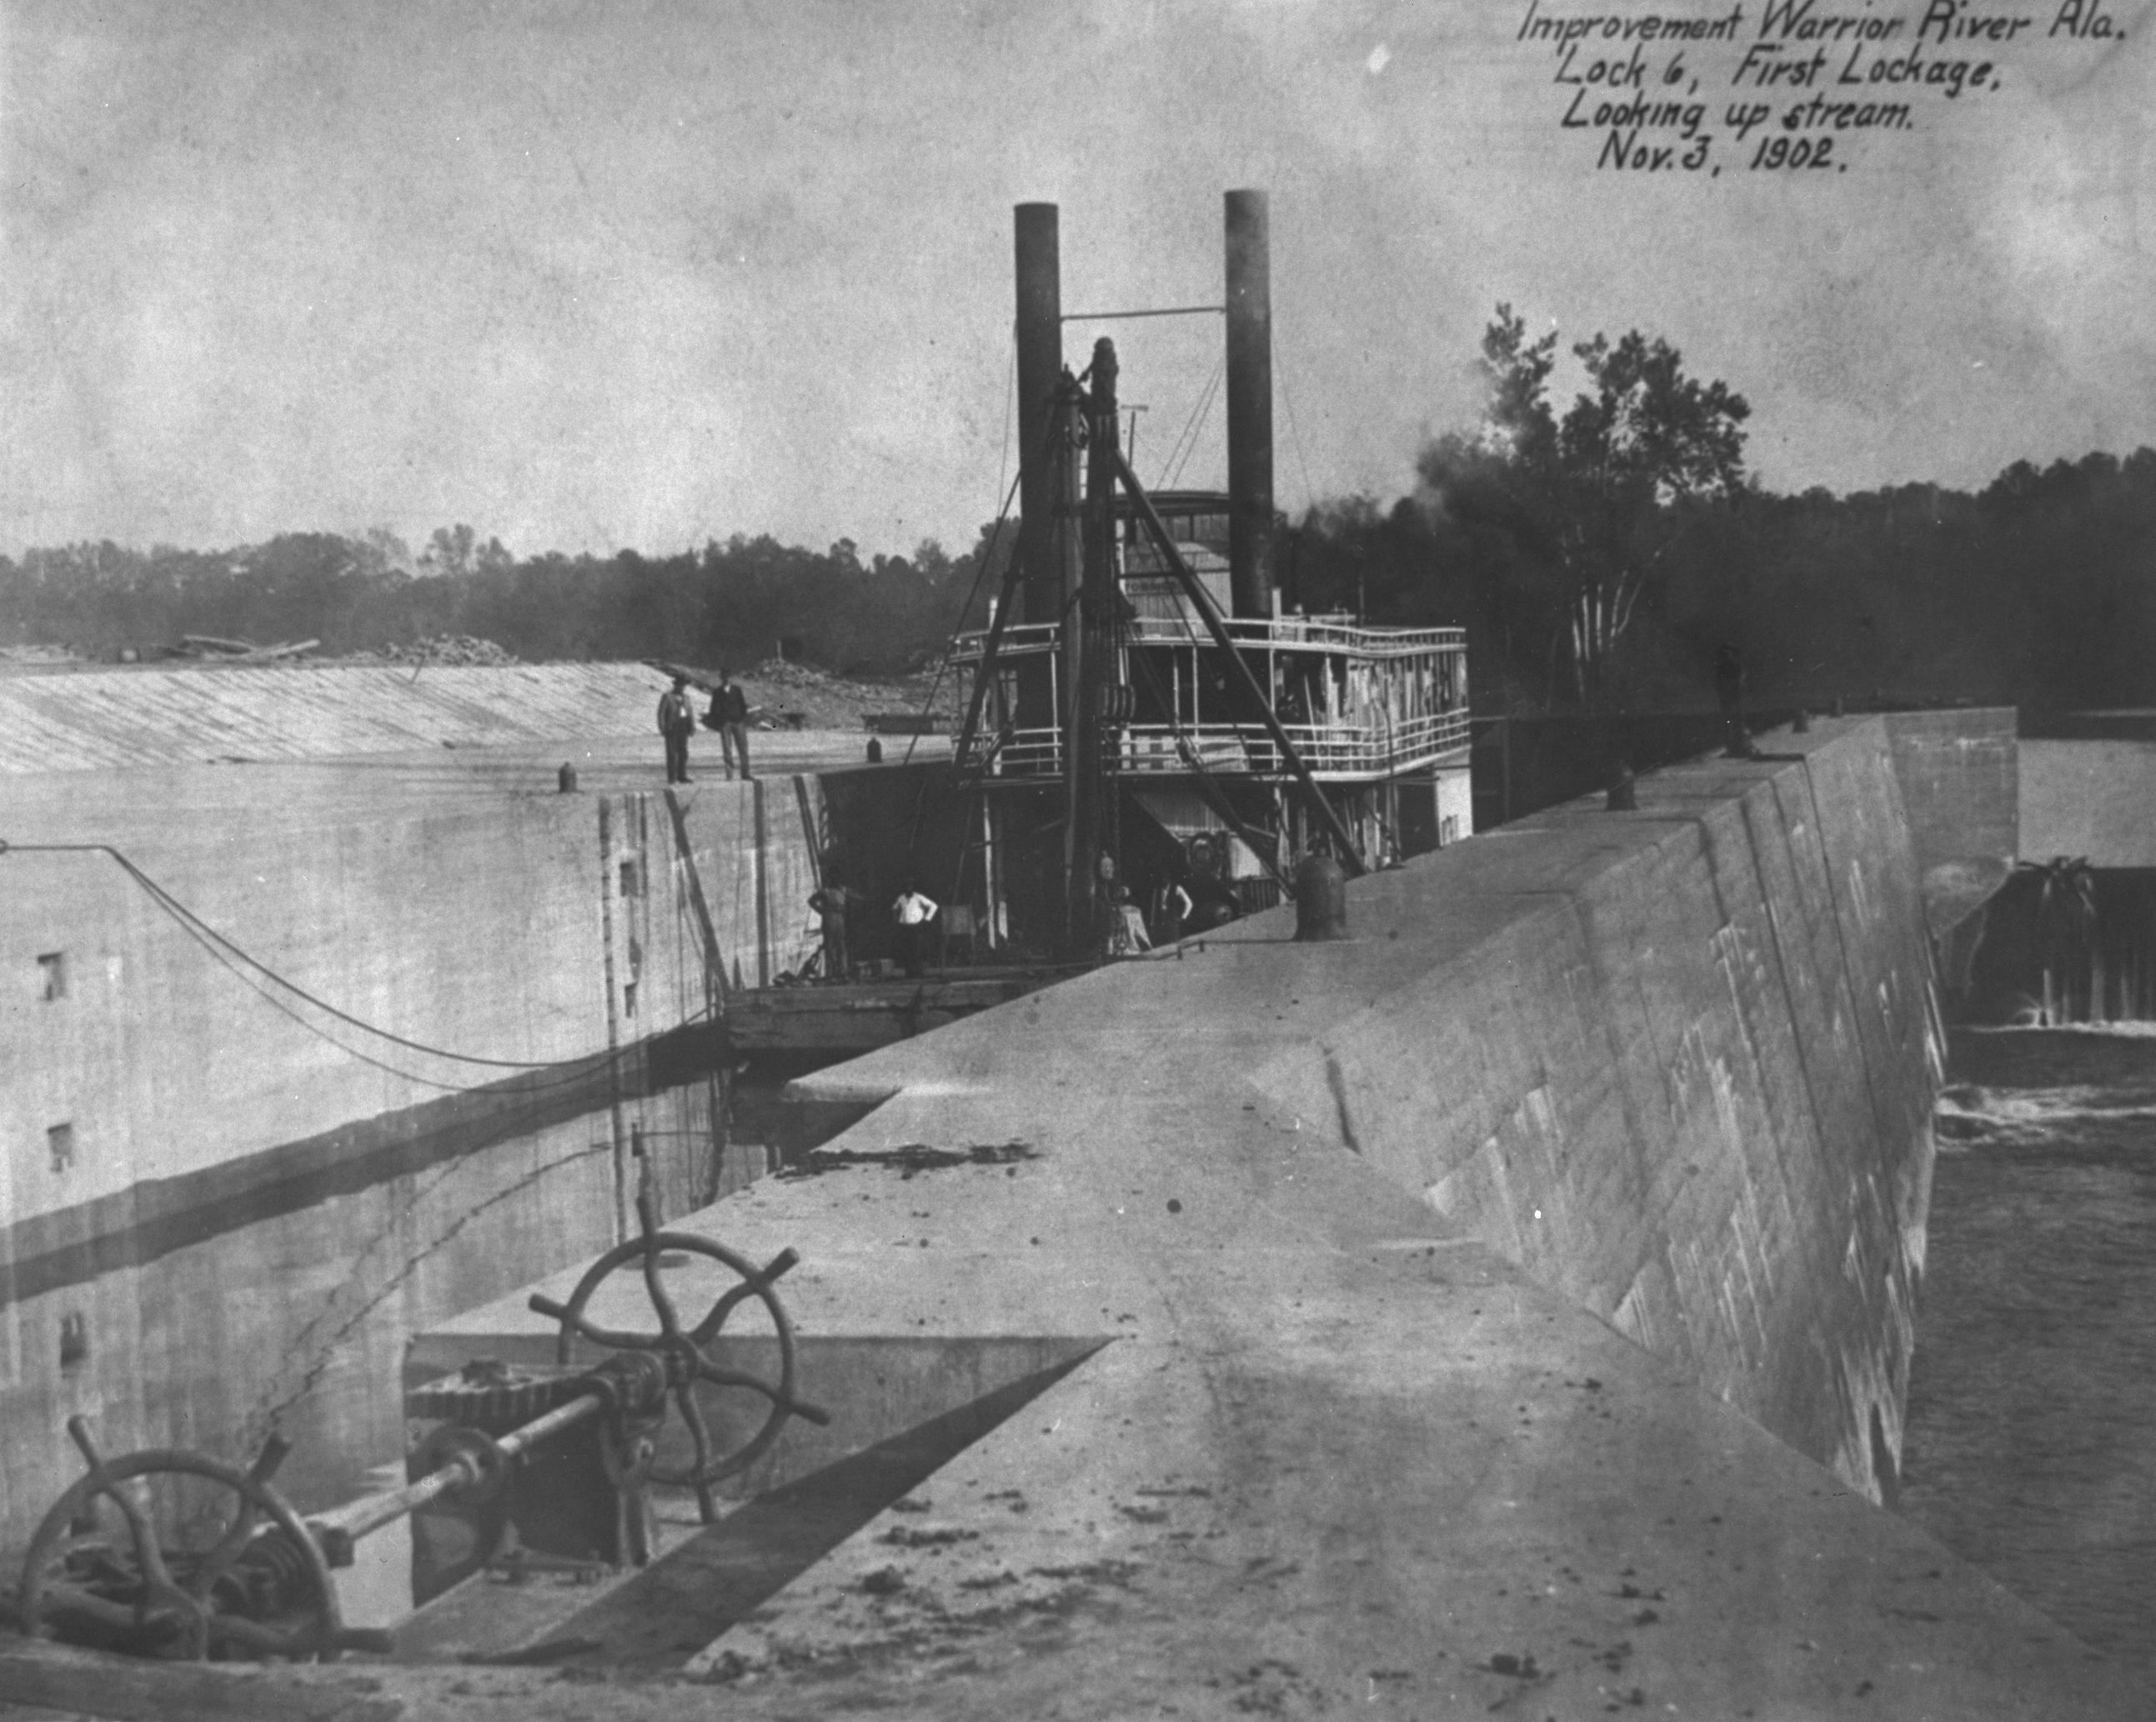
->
369 635 520 667
749 656 837 688
0 643 84 668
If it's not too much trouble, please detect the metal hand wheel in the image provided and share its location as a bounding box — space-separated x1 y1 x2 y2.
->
529 1188 830 1521
14 1416 343 1661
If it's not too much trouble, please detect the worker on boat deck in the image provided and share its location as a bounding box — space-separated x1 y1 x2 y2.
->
1715 643 1757 759
1155 875 1195 944
893 880 938 978
709 669 752 779
810 880 856 981
658 673 695 784
1186 877 1240 934
1107 884 1151 957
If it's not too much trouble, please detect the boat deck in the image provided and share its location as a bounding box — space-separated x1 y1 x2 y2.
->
729 969 1071 1056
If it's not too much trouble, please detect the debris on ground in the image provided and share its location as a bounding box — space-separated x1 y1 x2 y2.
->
364 634 520 667
133 634 322 663
878 1524 980 1549
0 643 88 669
777 1142 1039 1179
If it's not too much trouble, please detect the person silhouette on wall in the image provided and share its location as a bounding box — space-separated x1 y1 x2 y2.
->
810 879 856 981
657 673 694 783
710 670 752 779
1715 644 1757 759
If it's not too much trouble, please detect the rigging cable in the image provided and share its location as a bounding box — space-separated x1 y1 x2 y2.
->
1160 355 1226 493
1116 457 1308 889
1116 626 1292 894
1277 336 1318 516
900 464 1024 771
897 323 1032 770
0 839 718 1094
994 328 1016 531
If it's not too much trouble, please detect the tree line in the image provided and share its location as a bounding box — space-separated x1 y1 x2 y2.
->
0 528 989 678
9 311 2154 714
1287 308 2156 719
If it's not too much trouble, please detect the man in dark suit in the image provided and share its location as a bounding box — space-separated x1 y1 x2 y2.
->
710 670 752 780
657 673 695 783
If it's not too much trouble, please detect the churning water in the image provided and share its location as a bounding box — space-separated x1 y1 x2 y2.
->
1901 1024 2156 1665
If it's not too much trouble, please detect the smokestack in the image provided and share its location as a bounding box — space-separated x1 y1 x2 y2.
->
1014 203 1063 628
1224 188 1274 618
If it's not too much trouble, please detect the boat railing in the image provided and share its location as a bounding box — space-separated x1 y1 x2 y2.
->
960 709 1473 780
950 617 1467 663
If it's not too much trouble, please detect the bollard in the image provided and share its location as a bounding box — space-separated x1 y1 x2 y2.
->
558 763 579 793
867 736 884 763
1792 708 1812 733
1832 693 1845 718
1293 853 1349 941
1605 759 1637 812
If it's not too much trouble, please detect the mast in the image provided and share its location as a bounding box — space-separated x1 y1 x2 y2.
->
1055 367 1085 947
1068 338 1121 954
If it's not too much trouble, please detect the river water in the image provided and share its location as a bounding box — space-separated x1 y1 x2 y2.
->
1900 1024 2156 1666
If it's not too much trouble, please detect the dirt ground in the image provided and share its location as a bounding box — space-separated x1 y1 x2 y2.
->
0 640 960 733
699 656 959 733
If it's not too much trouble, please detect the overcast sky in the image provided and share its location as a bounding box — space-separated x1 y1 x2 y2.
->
4 0 2151 560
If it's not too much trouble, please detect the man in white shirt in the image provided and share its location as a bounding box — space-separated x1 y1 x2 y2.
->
893 882 939 978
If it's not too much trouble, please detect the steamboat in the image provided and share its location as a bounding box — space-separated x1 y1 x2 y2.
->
945 191 1472 961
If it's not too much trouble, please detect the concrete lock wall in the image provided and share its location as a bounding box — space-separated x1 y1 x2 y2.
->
2020 737 2156 868
0 663 682 775
379 713 2139 1719
0 775 821 1551
1250 717 1953 1500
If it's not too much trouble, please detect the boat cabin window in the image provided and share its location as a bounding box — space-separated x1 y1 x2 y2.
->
1122 511 1229 548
